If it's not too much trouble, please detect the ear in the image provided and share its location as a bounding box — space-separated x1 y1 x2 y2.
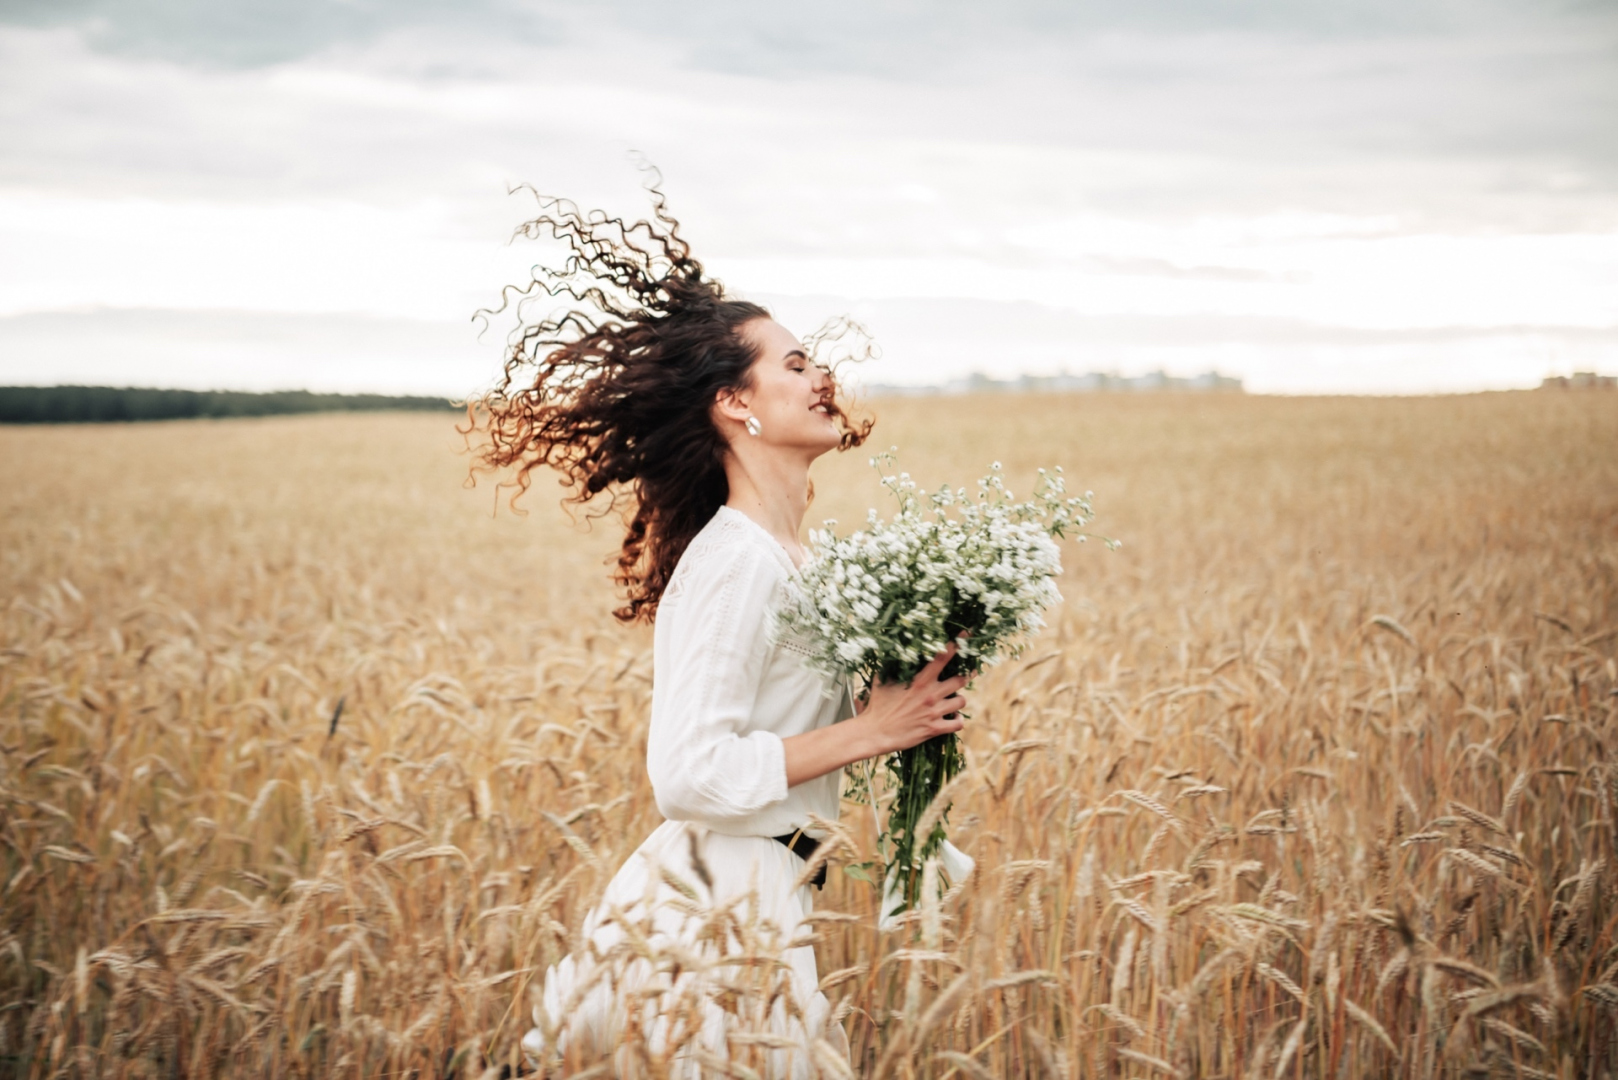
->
713 384 753 425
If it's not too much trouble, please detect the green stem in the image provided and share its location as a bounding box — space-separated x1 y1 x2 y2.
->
879 646 975 916
886 731 964 912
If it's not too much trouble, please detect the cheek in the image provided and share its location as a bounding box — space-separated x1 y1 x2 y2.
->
758 375 805 417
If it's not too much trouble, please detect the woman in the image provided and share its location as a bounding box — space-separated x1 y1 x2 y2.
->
468 183 969 1076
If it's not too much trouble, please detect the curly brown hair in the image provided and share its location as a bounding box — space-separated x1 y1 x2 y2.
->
461 176 874 623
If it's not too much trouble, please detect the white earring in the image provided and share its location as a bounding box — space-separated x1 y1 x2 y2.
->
745 416 762 437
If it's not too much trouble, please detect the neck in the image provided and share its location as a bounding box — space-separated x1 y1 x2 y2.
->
722 445 815 564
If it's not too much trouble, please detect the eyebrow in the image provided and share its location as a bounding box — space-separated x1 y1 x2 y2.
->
783 349 809 362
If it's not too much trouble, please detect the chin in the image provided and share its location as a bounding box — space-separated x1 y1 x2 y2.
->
799 437 837 458
791 412 840 452
791 436 835 461
810 420 842 452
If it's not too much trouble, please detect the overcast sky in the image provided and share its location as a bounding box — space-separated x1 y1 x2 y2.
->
2 0 1615 395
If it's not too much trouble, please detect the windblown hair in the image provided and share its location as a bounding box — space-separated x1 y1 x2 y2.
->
462 176 874 623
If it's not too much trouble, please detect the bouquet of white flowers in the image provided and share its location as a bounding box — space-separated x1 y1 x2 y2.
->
774 450 1110 924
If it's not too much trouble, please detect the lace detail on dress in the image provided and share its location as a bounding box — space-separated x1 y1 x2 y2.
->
661 512 752 607
661 574 686 603
771 625 817 660
766 586 846 701
665 506 829 675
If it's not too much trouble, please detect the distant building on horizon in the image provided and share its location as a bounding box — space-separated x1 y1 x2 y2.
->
1540 371 1617 391
864 368 1244 398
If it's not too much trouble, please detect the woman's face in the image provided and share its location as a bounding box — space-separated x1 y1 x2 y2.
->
732 318 842 455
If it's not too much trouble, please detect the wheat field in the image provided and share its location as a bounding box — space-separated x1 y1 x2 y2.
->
2 390 1616 1078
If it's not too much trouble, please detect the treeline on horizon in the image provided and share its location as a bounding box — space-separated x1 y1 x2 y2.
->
0 385 461 424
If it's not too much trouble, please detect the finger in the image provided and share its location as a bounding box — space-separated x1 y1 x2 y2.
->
936 673 970 696
916 642 958 682
938 693 966 718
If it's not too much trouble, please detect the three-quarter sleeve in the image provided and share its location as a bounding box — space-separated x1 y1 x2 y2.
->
646 543 790 827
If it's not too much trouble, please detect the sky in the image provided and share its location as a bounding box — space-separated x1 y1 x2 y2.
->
1 0 1616 396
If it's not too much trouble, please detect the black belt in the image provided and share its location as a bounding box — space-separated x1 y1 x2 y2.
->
771 829 827 889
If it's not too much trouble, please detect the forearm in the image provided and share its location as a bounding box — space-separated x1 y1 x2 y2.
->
781 716 888 788
781 650 970 790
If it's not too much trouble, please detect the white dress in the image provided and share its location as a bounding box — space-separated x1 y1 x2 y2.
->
522 505 855 1077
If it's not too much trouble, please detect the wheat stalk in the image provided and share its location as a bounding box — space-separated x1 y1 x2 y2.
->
3 395 1614 1077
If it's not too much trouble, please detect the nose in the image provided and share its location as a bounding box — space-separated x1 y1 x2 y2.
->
811 363 833 393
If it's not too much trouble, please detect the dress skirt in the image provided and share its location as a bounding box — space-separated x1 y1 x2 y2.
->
521 819 851 1078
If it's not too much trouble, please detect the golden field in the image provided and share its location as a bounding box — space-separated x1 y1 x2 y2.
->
2 390 1616 1079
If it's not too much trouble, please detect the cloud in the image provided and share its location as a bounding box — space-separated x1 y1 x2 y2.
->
2 0 566 68
0 3 1614 393
3 4 1615 226
755 293 1618 392
0 307 499 396
1084 256 1305 283
8 0 1608 72
9 301 1611 398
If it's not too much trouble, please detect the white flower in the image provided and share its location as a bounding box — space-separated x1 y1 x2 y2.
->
835 640 868 664
776 455 1097 686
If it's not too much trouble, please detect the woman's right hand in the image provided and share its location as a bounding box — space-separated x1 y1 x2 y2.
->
855 643 970 757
